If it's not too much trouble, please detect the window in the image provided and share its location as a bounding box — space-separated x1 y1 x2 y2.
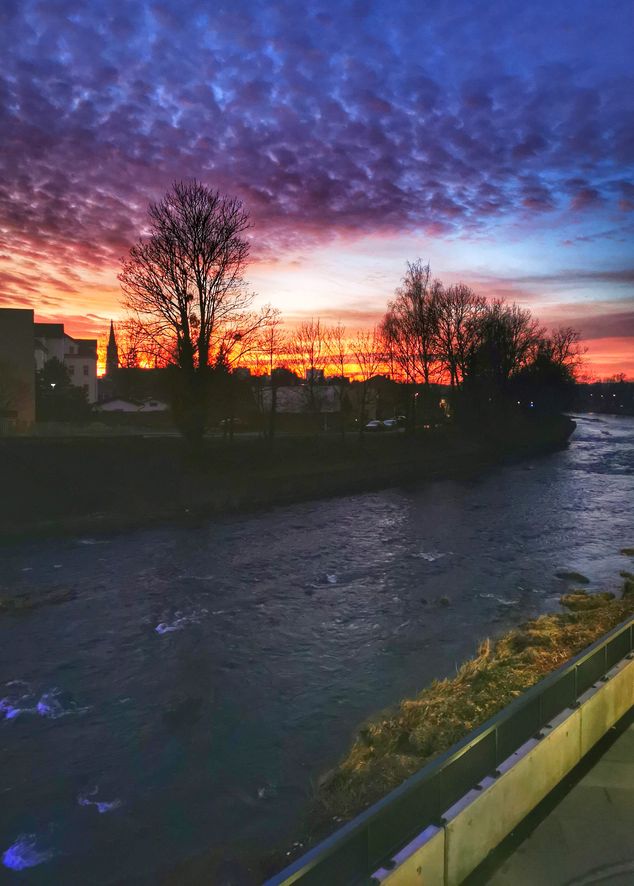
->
68 365 75 375
83 365 89 376
83 384 89 392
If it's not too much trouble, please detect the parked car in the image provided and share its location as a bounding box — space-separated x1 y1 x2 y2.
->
363 419 384 432
382 418 399 429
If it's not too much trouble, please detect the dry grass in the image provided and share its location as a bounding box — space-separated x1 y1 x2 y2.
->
313 579 634 825
560 591 615 611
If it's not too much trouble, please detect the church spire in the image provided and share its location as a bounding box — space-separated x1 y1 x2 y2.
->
106 320 119 375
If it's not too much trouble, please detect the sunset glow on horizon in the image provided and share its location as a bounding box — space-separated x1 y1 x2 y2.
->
1 1 632 379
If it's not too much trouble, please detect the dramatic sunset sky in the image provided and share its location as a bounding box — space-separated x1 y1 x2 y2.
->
1 0 633 377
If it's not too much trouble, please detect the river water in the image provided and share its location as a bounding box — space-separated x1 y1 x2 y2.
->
0 415 632 884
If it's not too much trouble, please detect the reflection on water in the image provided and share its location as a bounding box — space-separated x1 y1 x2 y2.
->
0 415 632 883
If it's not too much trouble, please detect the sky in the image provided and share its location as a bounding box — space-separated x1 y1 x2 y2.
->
0 0 633 378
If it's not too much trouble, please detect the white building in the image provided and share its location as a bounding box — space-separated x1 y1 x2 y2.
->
34 323 98 403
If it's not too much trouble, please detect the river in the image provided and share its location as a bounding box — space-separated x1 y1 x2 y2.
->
0 414 632 884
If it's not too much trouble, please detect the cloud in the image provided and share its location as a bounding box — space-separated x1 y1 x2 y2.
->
471 268 634 288
1 0 632 270
0 0 632 380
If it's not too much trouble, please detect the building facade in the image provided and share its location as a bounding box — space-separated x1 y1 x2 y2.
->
34 322 98 403
0 308 99 429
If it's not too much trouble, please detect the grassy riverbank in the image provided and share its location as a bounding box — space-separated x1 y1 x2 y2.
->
0 414 574 540
310 569 634 831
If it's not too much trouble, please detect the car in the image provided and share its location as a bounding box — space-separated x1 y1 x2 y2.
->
363 419 384 432
382 418 399 429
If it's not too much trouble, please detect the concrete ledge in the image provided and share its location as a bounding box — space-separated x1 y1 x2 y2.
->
373 825 444 885
374 655 634 886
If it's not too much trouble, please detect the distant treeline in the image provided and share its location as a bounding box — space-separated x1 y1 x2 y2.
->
573 380 634 416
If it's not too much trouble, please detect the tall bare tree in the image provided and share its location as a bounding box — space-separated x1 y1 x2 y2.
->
119 180 265 444
434 283 487 386
382 260 440 386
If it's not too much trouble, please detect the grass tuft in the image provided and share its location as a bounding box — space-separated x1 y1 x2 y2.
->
560 591 615 611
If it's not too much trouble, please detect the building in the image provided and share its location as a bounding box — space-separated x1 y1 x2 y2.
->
106 320 119 376
0 307 99 428
0 308 36 424
34 322 98 403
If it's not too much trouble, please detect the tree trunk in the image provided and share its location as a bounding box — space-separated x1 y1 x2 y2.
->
269 382 277 439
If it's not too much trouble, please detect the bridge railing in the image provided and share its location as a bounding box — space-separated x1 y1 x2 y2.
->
266 615 634 886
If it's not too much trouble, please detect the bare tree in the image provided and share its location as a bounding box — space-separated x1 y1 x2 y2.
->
465 300 543 393
119 180 265 444
351 327 384 436
288 318 327 419
382 260 440 386
542 327 584 375
434 283 487 386
326 322 350 438
213 307 274 371
259 310 286 439
115 317 168 369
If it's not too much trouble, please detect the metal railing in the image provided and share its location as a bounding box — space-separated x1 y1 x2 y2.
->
266 615 634 886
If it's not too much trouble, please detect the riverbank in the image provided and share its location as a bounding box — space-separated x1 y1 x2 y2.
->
1 416 630 886
264 565 634 877
0 414 574 540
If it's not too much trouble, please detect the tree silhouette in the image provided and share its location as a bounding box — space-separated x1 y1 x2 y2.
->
119 180 270 445
382 260 440 386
